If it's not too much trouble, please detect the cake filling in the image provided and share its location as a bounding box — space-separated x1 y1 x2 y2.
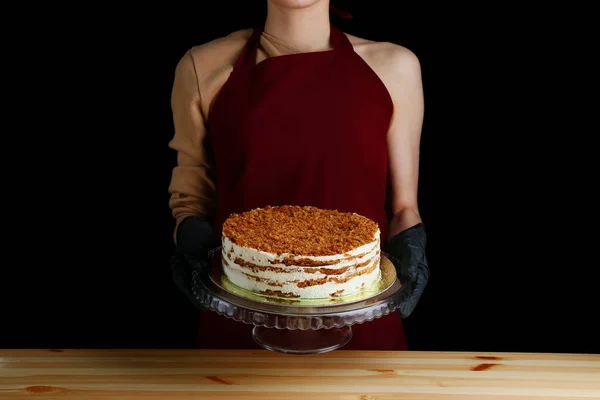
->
220 206 382 299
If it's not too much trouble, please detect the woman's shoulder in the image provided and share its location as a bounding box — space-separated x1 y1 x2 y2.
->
174 29 254 93
185 29 254 65
345 32 420 74
344 32 422 99
173 29 255 114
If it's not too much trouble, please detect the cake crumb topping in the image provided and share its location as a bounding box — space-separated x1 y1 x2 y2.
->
223 205 378 256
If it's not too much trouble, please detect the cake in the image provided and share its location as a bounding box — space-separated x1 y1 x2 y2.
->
221 205 381 299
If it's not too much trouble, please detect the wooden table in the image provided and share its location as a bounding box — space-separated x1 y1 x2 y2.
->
1 349 599 399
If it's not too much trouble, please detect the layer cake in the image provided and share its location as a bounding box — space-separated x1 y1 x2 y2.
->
221 205 381 299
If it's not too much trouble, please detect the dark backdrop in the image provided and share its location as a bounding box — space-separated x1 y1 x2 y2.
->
3 2 596 354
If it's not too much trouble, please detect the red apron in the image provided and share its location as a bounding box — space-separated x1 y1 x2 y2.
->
197 24 406 351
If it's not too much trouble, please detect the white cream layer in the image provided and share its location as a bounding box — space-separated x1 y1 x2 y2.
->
223 259 381 299
223 245 379 282
224 252 379 284
221 229 380 269
221 229 381 299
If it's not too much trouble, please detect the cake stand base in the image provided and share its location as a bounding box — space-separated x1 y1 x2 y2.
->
252 326 352 354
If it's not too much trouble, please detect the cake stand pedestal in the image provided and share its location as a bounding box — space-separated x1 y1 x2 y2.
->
191 254 404 354
252 325 352 354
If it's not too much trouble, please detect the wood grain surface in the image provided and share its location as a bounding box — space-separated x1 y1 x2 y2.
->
0 349 599 399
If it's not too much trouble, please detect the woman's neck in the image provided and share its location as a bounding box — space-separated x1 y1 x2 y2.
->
264 1 332 52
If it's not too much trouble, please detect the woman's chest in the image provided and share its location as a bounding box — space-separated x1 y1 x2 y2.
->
208 57 392 160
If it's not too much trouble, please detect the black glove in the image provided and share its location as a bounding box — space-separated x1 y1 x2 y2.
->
383 222 430 318
170 216 219 310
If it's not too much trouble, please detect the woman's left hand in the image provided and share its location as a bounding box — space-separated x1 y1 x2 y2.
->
384 222 430 318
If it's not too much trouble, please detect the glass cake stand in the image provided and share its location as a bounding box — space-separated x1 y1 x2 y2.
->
190 252 404 354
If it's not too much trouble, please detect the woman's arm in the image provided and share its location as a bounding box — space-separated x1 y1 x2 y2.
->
168 49 217 243
385 47 425 239
378 45 429 318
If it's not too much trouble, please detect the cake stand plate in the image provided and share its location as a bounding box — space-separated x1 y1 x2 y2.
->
191 252 404 354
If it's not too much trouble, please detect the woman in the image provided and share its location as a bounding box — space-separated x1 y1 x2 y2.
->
168 0 429 350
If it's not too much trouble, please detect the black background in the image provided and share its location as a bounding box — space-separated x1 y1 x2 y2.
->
3 2 596 354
